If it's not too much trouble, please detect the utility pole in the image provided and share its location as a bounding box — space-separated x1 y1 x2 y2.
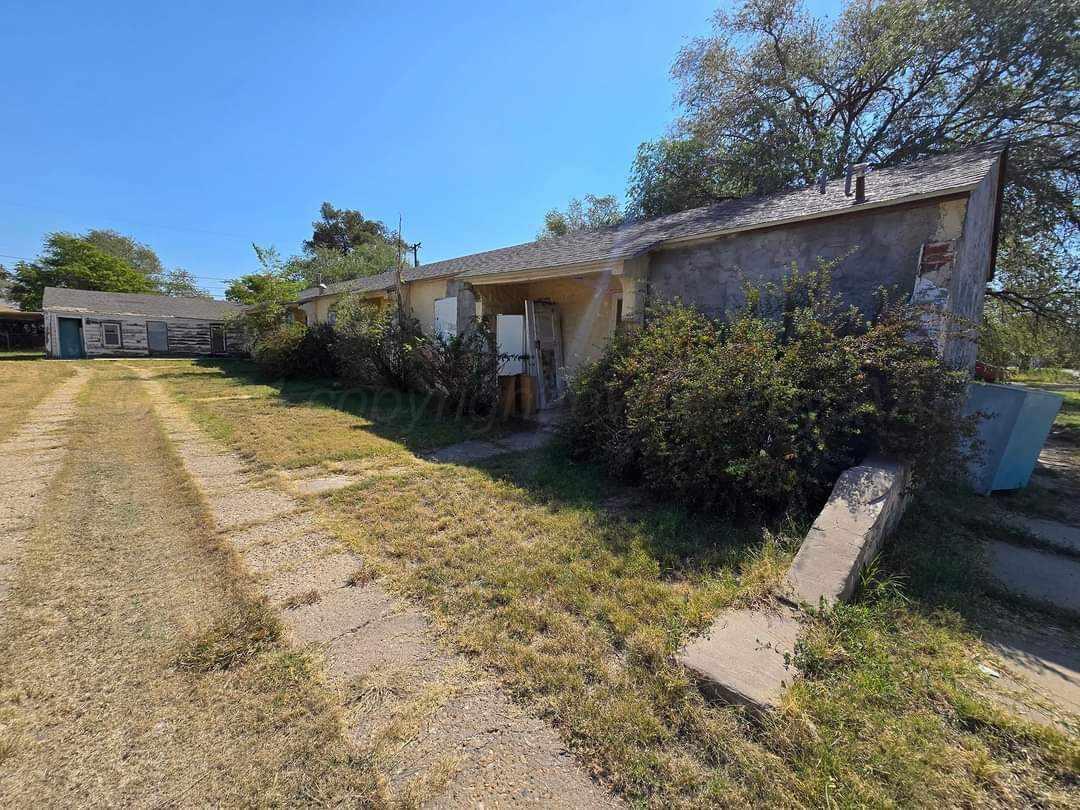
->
408 241 421 268
397 213 403 270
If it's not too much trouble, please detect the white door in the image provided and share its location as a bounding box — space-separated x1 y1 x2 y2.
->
434 297 458 340
525 300 565 409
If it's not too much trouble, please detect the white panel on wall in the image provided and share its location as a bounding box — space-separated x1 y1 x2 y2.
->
495 314 524 376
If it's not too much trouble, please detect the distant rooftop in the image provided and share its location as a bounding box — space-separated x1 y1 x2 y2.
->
42 287 243 320
296 269 398 302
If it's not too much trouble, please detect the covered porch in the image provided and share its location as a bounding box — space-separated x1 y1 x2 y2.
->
468 258 647 409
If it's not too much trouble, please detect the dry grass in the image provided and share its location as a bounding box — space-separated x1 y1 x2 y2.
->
142 358 504 469
152 357 1079 808
0 364 387 806
0 358 77 442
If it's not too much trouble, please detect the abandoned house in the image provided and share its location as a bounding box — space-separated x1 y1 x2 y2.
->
297 144 1007 409
42 288 245 359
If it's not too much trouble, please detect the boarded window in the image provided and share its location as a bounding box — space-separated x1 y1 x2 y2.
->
434 297 457 340
102 322 122 348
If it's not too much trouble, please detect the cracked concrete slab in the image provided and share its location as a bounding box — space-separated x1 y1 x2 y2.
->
263 552 360 604
986 541 1080 618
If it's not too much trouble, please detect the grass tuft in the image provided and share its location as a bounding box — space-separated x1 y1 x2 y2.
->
346 563 378 587
175 600 283 672
283 589 321 610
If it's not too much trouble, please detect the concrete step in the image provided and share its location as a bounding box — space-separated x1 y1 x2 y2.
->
1003 513 1080 557
986 541 1080 618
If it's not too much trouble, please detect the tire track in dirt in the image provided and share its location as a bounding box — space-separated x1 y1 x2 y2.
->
0 367 91 610
135 368 621 809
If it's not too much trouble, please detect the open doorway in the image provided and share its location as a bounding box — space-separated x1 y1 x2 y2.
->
525 300 565 409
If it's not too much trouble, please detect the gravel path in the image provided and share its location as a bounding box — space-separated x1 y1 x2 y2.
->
136 369 621 809
0 367 90 609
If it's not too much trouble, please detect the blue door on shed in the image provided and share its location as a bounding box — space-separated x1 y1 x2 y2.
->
57 317 84 359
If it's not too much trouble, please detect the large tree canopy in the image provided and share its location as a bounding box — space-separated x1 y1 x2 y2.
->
296 202 401 283
8 234 157 310
625 0 1078 357
82 229 166 282
305 202 393 255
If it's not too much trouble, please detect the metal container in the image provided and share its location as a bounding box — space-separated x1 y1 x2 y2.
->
964 382 1063 494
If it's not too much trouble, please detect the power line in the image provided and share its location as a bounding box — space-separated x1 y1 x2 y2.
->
0 252 237 283
0 200 254 241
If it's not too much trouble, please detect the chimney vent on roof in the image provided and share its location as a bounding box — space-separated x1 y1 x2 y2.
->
318 283 327 293
845 163 870 203
816 169 828 194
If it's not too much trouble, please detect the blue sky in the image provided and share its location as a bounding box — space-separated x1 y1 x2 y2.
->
1 1 840 297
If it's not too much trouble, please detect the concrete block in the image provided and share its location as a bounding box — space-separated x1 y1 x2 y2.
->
783 457 910 608
676 605 802 714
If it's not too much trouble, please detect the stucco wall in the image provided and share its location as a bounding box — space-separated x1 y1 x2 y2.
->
945 156 1002 369
405 277 450 335
648 199 966 321
302 290 391 324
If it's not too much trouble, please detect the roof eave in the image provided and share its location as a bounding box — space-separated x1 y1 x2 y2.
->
655 184 981 252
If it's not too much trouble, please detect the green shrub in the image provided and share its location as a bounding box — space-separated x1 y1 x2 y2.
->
332 294 426 390
565 268 974 515
251 321 337 379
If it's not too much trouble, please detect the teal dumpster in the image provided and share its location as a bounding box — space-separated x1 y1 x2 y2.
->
964 382 1064 495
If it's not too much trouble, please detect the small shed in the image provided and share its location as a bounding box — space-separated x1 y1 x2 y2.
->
41 287 246 359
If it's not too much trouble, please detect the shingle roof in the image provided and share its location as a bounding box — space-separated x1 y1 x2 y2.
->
42 287 243 320
296 270 399 302
404 143 1004 283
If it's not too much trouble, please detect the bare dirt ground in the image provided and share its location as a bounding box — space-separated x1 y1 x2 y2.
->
134 367 621 809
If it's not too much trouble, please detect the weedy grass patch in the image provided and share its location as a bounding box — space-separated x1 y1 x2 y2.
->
0 358 77 441
150 358 1079 807
0 365 389 806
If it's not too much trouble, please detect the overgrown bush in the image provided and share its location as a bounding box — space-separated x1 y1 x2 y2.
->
332 293 426 390
334 294 501 416
565 268 974 515
251 321 337 379
417 320 501 416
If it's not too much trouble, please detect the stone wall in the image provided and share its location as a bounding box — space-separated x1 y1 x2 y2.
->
648 198 965 325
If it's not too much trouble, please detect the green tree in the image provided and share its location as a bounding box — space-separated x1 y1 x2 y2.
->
627 0 1078 346
287 243 399 287
538 194 623 239
159 268 209 298
224 245 303 306
9 234 157 310
297 202 402 281
82 229 166 283
304 202 394 254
